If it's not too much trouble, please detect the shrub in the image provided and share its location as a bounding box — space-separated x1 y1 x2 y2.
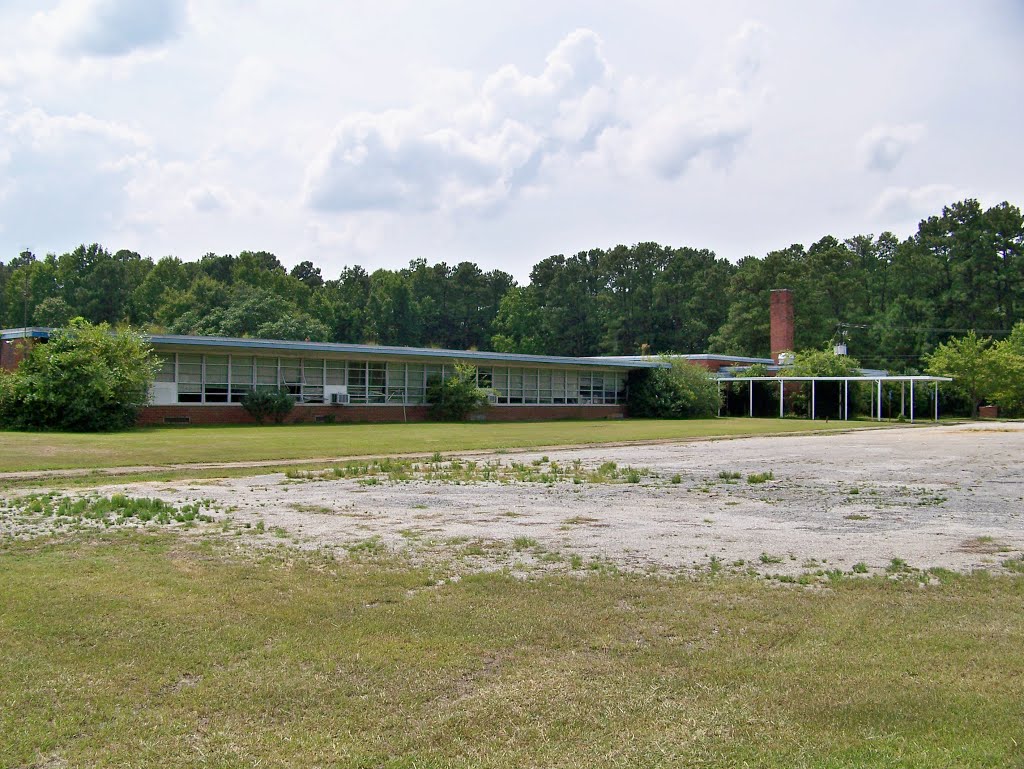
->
789 346 865 417
627 357 720 418
241 388 295 424
0 319 156 431
426 362 491 421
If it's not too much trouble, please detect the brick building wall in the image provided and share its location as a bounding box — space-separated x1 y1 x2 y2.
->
0 338 32 372
137 403 626 425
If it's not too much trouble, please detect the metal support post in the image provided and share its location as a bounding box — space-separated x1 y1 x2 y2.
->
934 382 939 421
844 379 849 420
779 379 784 419
811 380 816 420
749 380 754 417
877 379 882 420
910 380 915 423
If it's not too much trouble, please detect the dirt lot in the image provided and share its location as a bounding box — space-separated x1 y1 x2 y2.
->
8 422 1024 575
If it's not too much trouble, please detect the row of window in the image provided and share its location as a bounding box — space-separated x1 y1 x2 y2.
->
155 353 627 405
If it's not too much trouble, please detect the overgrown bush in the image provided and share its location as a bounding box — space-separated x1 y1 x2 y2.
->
241 388 296 424
926 326 1024 417
0 319 156 431
627 357 720 418
426 362 491 421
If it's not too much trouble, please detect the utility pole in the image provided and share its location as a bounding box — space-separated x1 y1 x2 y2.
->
22 270 30 330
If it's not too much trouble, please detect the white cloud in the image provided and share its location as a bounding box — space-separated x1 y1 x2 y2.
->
727 20 768 88
304 26 762 216
0 3 1018 277
870 183 965 222
33 0 187 57
858 124 925 173
0 106 152 246
188 185 230 213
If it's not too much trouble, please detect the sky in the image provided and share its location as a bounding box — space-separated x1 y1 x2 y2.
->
0 0 1021 281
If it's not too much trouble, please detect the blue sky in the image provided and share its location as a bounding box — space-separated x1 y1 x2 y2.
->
1 0 1021 280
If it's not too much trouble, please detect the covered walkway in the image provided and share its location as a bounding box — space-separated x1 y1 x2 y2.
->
717 375 954 422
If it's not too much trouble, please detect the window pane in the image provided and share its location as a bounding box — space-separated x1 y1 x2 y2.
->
155 355 175 383
256 358 278 387
304 359 325 386
326 361 345 386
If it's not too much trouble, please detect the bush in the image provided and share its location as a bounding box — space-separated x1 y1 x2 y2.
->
240 388 296 424
0 319 156 432
627 358 720 418
426 362 491 421
789 346 865 417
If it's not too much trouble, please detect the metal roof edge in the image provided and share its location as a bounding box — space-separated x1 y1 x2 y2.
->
0 327 53 341
145 334 662 369
590 353 775 365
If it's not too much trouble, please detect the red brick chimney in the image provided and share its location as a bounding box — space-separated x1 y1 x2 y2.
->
770 289 794 364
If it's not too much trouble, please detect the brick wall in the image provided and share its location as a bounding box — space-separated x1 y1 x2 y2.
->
0 338 33 372
137 403 627 425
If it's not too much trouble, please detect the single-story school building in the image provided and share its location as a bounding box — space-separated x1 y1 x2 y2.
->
0 290 954 425
1 327 678 424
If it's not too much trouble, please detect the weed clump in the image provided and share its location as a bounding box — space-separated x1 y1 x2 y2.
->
279 455 663 487
8 493 218 528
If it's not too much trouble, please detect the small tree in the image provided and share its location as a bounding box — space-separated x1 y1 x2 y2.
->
627 358 720 418
990 322 1024 416
789 346 864 417
926 331 1010 417
426 362 491 421
0 318 156 432
240 388 296 424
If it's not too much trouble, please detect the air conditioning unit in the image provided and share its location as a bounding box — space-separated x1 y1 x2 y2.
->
487 393 498 405
330 392 350 405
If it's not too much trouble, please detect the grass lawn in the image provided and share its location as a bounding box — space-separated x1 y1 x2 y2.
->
0 417 891 473
1 533 1022 768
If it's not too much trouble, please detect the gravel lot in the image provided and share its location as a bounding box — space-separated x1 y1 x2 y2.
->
8 422 1024 575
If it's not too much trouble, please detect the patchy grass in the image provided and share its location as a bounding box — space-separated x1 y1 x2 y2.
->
960 536 1014 555
1 492 219 529
283 455 660 487
0 418 885 473
1 533 1022 768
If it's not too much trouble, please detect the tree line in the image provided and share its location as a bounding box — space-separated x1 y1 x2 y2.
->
1 198 1021 373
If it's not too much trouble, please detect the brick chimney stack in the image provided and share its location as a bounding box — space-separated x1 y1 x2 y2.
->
770 289 794 364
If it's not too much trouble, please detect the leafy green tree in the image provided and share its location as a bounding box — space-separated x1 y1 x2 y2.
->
32 296 75 327
599 242 667 354
651 247 735 354
626 358 720 418
426 362 491 421
240 388 295 424
491 286 547 354
5 255 60 328
290 260 324 289
925 332 1002 417
990 322 1024 415
364 270 418 345
530 252 605 356
129 256 189 325
788 346 864 418
0 319 156 431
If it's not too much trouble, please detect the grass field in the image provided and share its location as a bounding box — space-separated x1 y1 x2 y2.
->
2 532 1022 768
0 417 890 473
